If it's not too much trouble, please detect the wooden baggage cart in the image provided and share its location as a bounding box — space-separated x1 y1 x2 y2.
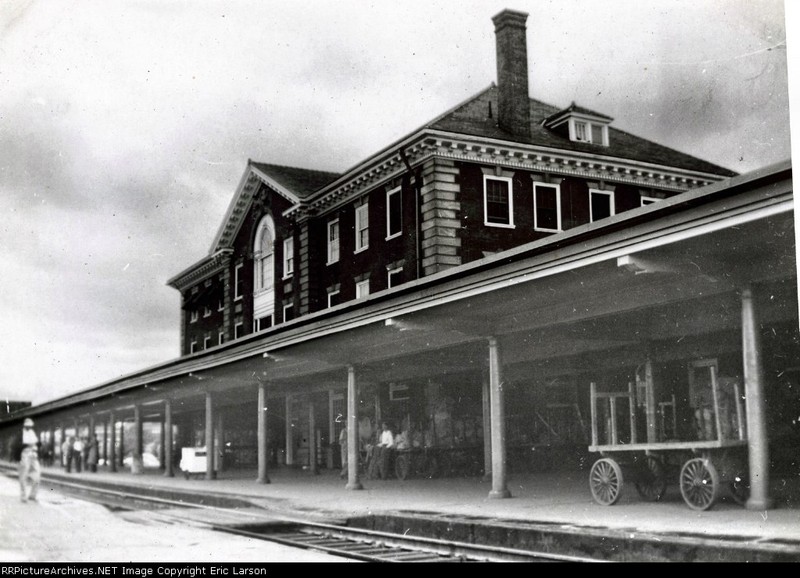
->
588 361 749 511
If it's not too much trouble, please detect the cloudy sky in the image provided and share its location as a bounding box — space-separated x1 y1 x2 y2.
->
0 0 796 405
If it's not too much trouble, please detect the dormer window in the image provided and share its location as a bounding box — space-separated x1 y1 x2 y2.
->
543 103 612 147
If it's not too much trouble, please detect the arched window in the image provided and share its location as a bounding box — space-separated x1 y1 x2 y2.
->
253 215 275 292
253 215 275 326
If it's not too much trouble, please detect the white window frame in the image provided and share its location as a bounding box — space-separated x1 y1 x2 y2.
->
569 118 608 146
355 203 369 253
355 279 370 299
234 263 243 301
203 335 211 349
641 196 660 206
283 237 294 279
217 298 224 312
589 189 615 222
327 289 340 308
533 182 562 233
218 332 225 345
234 321 244 339
327 219 340 265
190 310 198 323
387 266 403 289
255 314 273 333
385 186 402 240
483 175 515 228
203 305 212 318
283 303 294 322
190 340 197 354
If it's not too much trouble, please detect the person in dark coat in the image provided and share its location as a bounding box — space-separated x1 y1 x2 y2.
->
87 436 99 473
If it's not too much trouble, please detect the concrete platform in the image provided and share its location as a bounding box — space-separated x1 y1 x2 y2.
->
4 459 799 561
0 472 349 562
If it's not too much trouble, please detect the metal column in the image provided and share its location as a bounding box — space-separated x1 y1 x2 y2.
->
488 337 510 499
164 399 174 478
257 383 270 484
742 287 773 510
108 412 117 473
205 392 216 480
346 365 363 490
308 398 318 475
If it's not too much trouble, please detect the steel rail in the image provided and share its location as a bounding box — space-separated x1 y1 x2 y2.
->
2 467 601 563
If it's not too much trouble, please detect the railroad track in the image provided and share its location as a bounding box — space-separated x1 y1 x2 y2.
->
1 466 599 563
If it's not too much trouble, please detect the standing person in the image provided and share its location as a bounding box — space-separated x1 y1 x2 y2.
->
87 435 98 473
72 436 84 473
18 418 41 503
376 422 395 480
61 436 74 473
338 427 348 479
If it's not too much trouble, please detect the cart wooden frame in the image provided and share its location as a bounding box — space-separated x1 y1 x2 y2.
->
588 362 749 511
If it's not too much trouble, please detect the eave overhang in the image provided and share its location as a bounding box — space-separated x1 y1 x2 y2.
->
166 249 232 292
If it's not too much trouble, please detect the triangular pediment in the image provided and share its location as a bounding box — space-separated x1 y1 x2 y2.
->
210 161 340 253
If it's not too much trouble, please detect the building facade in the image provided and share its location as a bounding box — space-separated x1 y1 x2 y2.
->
168 10 736 358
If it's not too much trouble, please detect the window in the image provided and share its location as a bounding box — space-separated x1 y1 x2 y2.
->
254 217 275 292
234 322 244 339
234 263 244 301
389 382 410 401
387 266 403 288
574 121 588 142
327 289 340 308
190 340 197 354
283 237 294 278
283 303 294 322
327 219 340 264
355 203 369 252
218 332 225 345
255 315 273 332
533 182 561 232
483 176 514 227
203 335 211 349
217 298 224 312
589 189 615 222
570 118 608 146
253 215 275 323
203 305 212 318
355 279 370 299
641 196 659 206
190 310 198 323
386 187 402 239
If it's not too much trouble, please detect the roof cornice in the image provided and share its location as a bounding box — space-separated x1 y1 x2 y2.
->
296 129 731 217
166 249 232 291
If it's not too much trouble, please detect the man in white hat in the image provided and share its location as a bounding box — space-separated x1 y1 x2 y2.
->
19 418 41 503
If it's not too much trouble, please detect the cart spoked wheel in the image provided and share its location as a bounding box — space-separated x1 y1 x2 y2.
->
680 457 719 511
394 454 410 480
589 457 623 506
635 455 667 502
729 475 750 506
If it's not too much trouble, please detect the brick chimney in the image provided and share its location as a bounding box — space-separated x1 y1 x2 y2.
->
492 9 530 139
